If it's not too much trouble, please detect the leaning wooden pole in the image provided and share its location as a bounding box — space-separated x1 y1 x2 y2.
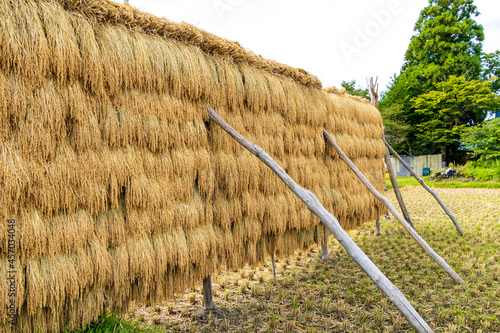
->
207 106 433 333
384 149 415 229
381 135 463 235
324 129 463 284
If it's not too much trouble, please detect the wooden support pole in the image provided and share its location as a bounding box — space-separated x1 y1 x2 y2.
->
381 135 463 235
368 76 387 236
271 253 276 278
376 216 381 236
203 275 214 310
367 76 379 109
384 149 415 229
321 243 329 260
324 129 463 284
207 106 433 333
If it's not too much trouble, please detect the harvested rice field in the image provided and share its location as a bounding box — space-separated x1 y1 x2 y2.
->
130 187 500 332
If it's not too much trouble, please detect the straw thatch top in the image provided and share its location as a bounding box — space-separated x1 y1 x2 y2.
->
324 86 372 104
53 0 322 88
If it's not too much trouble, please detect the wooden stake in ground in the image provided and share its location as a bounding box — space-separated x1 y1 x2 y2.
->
271 253 276 278
207 106 433 333
381 135 464 235
384 149 415 229
367 76 379 109
203 275 214 310
368 76 385 236
321 244 329 260
324 129 463 284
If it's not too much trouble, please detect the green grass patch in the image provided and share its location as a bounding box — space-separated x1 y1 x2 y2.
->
461 159 500 181
386 176 500 189
67 311 161 333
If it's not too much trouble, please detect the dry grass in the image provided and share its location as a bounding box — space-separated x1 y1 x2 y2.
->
129 187 500 332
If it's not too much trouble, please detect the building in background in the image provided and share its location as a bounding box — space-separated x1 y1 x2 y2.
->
390 154 443 177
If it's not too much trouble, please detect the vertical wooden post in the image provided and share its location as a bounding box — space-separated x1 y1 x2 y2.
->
368 76 382 235
321 244 329 260
271 253 276 278
384 149 415 229
381 135 463 235
376 216 381 236
203 275 214 310
367 76 379 109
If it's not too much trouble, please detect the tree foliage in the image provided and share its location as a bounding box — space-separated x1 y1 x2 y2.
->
341 80 370 100
413 76 500 155
482 51 500 93
403 0 484 81
461 118 500 159
379 103 411 149
379 0 489 159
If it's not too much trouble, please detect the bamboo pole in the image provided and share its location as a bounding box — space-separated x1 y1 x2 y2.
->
324 129 463 284
381 135 463 235
207 106 433 333
384 149 415 229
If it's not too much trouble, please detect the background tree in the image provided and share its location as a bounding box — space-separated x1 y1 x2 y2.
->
379 0 485 160
482 51 500 93
403 0 484 82
379 103 411 149
413 76 500 161
461 118 500 160
341 80 370 100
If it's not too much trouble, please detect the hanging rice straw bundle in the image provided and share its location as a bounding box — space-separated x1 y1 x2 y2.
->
0 0 386 331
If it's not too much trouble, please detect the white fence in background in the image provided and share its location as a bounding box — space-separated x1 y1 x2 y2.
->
390 154 443 177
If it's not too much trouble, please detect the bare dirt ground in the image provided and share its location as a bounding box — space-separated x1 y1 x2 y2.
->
130 187 500 332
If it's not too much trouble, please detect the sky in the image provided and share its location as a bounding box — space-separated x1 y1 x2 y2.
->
123 0 500 93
